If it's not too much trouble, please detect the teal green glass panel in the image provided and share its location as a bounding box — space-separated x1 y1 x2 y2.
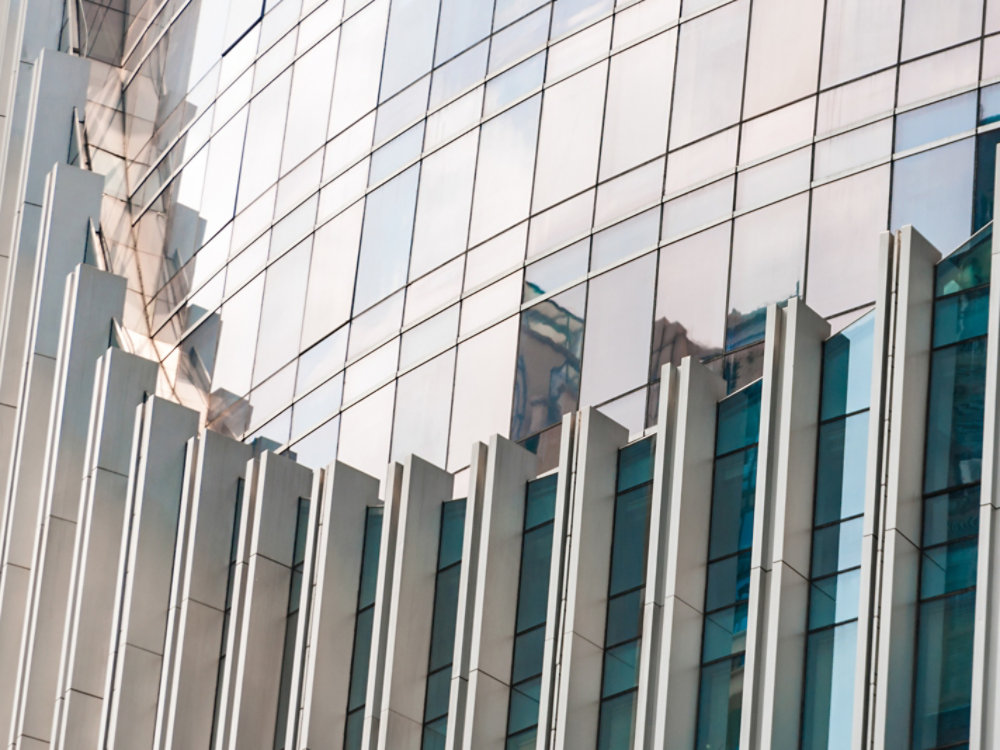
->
438 499 467 569
923 486 980 548
811 518 863 579
601 640 640 697
920 538 979 599
524 474 557 528
617 436 655 492
597 690 637 750
814 414 869 526
936 227 991 297
702 604 748 663
933 287 989 348
801 621 859 750
708 447 758 560
808 569 861 630
715 380 763 456
705 550 751 613
507 677 541 734
695 655 744 750
609 484 652 596
820 314 874 421
515 525 554 632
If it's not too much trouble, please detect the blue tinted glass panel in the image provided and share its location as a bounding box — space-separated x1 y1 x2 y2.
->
507 677 541 734
924 338 987 495
515 526 554 632
428 564 461 671
809 569 861 630
933 287 989 348
705 551 752 612
811 518 864 579
617 437 656 492
344 709 364 750
801 622 859 750
525 475 558 528
820 314 875 421
511 627 545 683
602 640 640 697
936 228 991 296
424 668 451 722
605 590 643 647
980 82 1000 125
597 690 637 750
438 499 467 569
609 485 652 596
423 717 448 750
716 381 763 456
814 414 869 526
702 604 748 663
975 130 1000 229
709 447 758 560
913 591 975 750
347 607 374 710
894 92 977 153
359 508 383 608
696 656 744 750
923 486 981 548
920 538 979 599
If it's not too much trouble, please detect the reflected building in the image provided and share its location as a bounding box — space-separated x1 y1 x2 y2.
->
1 1 1000 749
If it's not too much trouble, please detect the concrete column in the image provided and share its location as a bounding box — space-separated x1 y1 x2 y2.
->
550 408 629 750
744 299 829 749
293 461 380 750
852 232 894 750
969 170 1000 750
97 396 199 750
1 263 125 749
361 462 404 750
50 348 158 750
152 430 252 750
445 442 489 750
535 413 576 750
634 363 680 749
0 52 90 501
218 452 313 750
652 358 726 748
870 226 940 750
368 455 453 750
456 438 538 750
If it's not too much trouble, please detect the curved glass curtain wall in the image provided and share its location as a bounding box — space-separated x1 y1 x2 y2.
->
800 313 874 750
911 225 992 750
422 499 467 749
695 380 763 750
344 506 384 749
505 474 558 750
596 437 655 749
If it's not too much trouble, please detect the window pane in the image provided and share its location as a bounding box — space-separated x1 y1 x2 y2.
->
429 565 461 672
516 527 555 632
705 551 752 613
508 677 542 734
597 690 637 750
923 486 981 549
512 627 545 683
814 415 869 526
609 485 652 595
702 604 748 663
820 314 876 420
933 287 989 348
920 538 979 599
811 518 863 579
348 607 375 710
709 448 758 560
602 640 640 697
695 655 744 750
820 0 902 87
606 590 643 648
801 622 859 750
808 569 861 630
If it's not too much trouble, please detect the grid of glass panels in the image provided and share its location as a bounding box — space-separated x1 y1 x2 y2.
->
695 379 763 750
800 313 874 750
596 437 655 750
274 498 311 749
344 506 384 749
78 0 1000 480
911 226 991 750
422 498 467 749
210 480 244 750
505 474 558 750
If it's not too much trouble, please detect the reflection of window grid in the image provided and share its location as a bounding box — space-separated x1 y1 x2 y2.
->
595 437 655 749
273 498 311 750
421 499 467 750
343 507 384 750
504 474 558 749
800 316 873 750
695 380 762 750
210 479 244 750
911 230 991 750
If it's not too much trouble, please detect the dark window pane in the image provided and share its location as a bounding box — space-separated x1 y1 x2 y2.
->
293 499 310 566
808 569 860 630
597 690 637 750
814 415 869 526
811 518 863 579
820 314 874 421
913 591 975 750
933 287 989 348
709 447 758 560
609 485 652 596
702 604 748 663
424 668 451 722
429 565 461 671
695 655 744 750
801 622 858 750
422 716 448 750
516 526 554 632
602 640 640 698
606 590 643 647
359 508 384 609
525 475 558 528
438 499 467 569
923 486 980 548
705 551 752 613
344 708 364 750
511 627 544 684
936 228 991 296
348 607 375 711
507 677 541 735
920 538 978 599
506 728 537 750
617 437 655 492
924 338 986 495
716 380 763 456
975 130 1000 230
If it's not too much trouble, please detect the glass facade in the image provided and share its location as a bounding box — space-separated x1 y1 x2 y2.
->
801 313 874 750
912 226 991 750
344 506 384 749
597 437 655 750
506 474 558 750
422 498 467 749
60 0 1000 482
696 379 762 750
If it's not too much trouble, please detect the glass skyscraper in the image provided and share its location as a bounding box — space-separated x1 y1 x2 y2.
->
0 1 999 749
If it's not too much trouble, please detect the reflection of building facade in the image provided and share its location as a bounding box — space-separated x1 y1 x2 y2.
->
1 1 1000 749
